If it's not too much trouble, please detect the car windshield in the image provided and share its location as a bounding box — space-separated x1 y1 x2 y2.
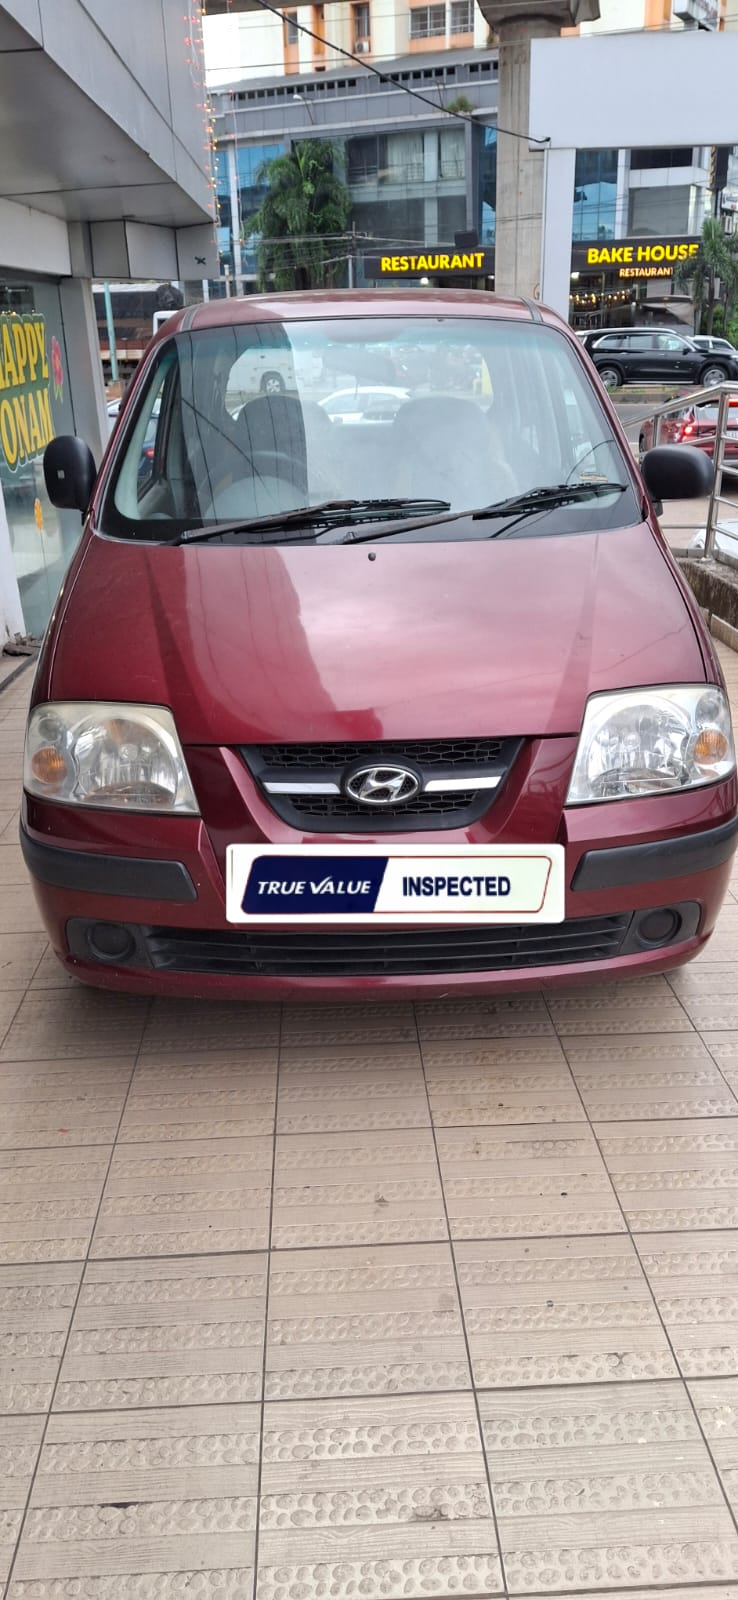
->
101 315 638 543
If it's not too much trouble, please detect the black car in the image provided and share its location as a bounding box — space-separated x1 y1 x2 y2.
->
581 327 738 390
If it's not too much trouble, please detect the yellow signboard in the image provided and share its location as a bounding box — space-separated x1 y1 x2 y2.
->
365 249 495 278
0 312 56 474
585 241 700 268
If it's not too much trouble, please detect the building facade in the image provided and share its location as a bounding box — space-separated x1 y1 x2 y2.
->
210 48 498 284
206 0 491 85
0 0 216 646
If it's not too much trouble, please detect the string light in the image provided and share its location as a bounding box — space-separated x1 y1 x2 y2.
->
183 3 218 220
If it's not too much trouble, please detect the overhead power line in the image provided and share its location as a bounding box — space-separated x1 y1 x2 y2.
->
251 0 549 144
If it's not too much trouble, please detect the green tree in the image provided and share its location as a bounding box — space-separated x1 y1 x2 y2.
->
675 216 738 334
245 141 350 292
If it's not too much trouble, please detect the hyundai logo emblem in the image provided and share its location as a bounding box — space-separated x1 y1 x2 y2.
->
345 763 421 807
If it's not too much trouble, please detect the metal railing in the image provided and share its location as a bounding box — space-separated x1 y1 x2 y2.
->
628 381 738 560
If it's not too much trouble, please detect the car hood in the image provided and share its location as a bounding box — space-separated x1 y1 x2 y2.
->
50 522 704 742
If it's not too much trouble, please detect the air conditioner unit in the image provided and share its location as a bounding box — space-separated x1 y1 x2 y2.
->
355 38 370 51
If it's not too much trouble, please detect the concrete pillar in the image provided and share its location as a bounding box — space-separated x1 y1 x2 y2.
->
59 279 108 465
476 0 599 301
494 16 558 299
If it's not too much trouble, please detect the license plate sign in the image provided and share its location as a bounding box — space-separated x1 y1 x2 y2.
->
226 843 564 925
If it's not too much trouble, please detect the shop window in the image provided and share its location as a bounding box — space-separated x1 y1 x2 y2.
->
0 281 80 638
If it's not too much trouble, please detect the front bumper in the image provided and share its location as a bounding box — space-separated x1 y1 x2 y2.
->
20 790 738 998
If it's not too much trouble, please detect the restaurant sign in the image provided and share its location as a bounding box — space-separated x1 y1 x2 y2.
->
571 236 700 281
365 248 495 278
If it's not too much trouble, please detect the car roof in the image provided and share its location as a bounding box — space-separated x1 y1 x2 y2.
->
153 289 567 340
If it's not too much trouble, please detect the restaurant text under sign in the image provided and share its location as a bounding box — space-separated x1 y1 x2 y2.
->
0 312 56 474
365 248 495 278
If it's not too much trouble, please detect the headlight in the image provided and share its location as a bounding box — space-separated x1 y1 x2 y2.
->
566 685 735 804
24 703 199 813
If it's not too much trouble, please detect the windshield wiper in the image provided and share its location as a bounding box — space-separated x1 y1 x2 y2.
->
471 481 627 521
325 481 629 547
174 497 451 546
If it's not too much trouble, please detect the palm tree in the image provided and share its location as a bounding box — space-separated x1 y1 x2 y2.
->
245 141 350 292
675 216 738 334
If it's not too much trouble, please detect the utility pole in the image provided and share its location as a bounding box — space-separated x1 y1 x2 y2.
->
347 222 357 289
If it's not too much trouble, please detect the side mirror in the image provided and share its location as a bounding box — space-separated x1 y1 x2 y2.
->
43 436 97 512
641 443 713 502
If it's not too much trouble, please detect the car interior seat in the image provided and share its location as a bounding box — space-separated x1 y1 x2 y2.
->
390 396 516 507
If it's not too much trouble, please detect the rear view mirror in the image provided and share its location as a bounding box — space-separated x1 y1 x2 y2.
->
641 443 713 502
44 436 97 512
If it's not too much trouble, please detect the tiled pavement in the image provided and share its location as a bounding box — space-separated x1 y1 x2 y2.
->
3 654 738 1599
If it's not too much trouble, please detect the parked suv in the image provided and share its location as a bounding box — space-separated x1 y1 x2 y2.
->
582 327 738 390
25 291 737 998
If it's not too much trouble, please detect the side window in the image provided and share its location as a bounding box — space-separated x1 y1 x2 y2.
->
596 335 621 350
655 334 687 352
113 353 181 521
626 334 654 352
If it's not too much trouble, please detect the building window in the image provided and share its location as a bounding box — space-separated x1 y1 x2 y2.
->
630 147 693 170
284 11 299 44
572 148 617 241
449 0 474 31
352 1 371 46
409 5 446 37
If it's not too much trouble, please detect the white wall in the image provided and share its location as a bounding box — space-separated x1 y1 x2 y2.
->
205 9 284 83
530 29 738 314
531 30 738 148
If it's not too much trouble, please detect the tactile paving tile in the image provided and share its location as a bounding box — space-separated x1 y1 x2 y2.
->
271 1127 447 1248
0 1263 81 1415
9 1405 258 1594
598 1118 738 1231
416 993 554 1039
424 1037 584 1127
265 1241 470 1399
90 1137 273 1257
690 1378 738 1519
480 1380 738 1592
567 1034 738 1120
436 1123 623 1237
0 1147 111 1265
120 1051 277 1142
0 1416 44 1586
639 1231 738 1378
456 1235 677 1388
257 1392 503 1600
54 1255 267 1412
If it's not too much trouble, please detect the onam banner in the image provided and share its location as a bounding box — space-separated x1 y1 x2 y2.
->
0 311 56 474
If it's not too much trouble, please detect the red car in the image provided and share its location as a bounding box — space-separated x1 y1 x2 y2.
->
24 290 738 998
640 398 738 465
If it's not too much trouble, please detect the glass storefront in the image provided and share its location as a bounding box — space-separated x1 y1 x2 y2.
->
0 279 81 638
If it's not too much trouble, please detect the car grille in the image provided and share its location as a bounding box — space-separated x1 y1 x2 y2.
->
143 914 632 978
241 738 522 832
